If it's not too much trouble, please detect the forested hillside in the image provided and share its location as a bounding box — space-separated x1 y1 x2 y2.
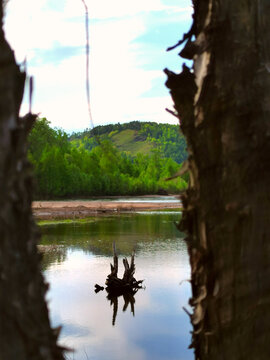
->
70 121 187 164
28 118 188 199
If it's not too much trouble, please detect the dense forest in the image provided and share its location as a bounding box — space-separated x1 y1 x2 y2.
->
70 120 187 164
28 118 188 199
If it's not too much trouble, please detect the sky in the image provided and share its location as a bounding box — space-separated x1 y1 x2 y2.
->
4 0 192 133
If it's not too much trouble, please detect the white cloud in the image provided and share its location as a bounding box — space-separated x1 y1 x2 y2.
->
4 0 86 60
80 0 191 20
4 0 189 131
19 51 177 131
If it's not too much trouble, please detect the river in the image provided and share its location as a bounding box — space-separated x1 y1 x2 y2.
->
40 211 193 360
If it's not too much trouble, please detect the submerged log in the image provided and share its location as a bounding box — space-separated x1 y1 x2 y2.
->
105 242 143 296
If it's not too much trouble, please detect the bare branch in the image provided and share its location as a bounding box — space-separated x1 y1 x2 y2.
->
166 23 195 52
165 107 179 118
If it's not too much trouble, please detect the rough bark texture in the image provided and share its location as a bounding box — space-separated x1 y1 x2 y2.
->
166 1 270 359
0 3 64 359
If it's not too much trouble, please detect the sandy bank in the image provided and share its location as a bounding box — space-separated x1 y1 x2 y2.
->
32 200 182 220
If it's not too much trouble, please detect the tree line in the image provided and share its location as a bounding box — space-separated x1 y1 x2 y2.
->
28 118 188 199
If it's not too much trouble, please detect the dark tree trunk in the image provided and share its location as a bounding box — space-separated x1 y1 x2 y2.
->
0 2 64 359
166 1 270 359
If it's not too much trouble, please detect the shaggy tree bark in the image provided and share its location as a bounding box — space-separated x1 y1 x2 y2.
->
0 2 64 359
166 1 270 359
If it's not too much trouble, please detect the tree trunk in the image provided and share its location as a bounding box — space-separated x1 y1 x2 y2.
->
166 1 270 359
0 2 64 359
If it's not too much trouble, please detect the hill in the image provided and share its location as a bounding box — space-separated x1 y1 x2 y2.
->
27 118 188 198
70 121 187 164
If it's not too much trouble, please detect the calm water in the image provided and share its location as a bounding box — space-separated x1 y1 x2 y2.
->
60 195 181 203
40 212 193 360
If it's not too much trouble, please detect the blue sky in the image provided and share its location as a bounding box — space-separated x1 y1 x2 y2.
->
4 0 192 132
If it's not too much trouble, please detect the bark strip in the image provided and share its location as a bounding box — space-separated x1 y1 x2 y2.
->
0 2 64 359
166 1 270 359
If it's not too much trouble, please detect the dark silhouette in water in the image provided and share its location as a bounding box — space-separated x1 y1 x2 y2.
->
94 242 144 325
105 242 144 295
107 290 138 326
94 284 104 293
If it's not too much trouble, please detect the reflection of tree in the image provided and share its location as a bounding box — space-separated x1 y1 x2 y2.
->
38 245 67 271
40 213 184 257
107 290 137 326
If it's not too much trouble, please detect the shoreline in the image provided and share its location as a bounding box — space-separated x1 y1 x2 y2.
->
32 200 182 220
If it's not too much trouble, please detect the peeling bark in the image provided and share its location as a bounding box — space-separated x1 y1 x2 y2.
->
166 1 270 359
0 2 64 359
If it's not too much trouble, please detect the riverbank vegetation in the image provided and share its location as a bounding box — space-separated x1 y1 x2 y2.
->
28 118 188 199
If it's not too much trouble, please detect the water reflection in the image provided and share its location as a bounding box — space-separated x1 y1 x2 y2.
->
38 245 67 271
40 212 183 256
63 196 180 203
106 290 137 326
41 213 193 360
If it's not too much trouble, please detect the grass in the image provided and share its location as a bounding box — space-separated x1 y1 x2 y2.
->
37 217 97 226
111 129 135 145
111 129 154 155
37 208 182 226
70 129 155 156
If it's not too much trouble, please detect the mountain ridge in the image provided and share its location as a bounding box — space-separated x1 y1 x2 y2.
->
70 121 187 164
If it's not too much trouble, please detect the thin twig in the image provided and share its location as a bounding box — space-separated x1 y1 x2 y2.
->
165 160 189 181
183 306 192 318
81 0 102 145
179 278 191 286
165 107 179 118
81 1 96 129
29 76 33 113
166 23 195 52
83 348 89 360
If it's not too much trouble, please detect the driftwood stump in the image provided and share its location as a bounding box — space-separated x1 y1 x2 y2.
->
94 243 143 325
105 242 143 296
